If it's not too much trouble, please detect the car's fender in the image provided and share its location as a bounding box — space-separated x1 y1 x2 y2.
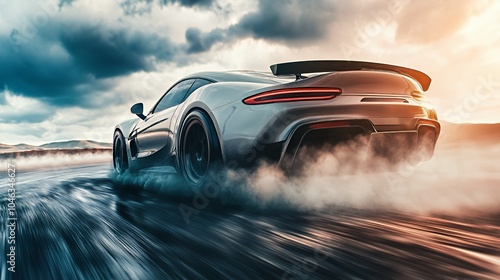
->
114 118 139 139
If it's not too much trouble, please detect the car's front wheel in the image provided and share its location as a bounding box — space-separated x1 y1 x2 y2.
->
113 130 128 173
179 110 221 187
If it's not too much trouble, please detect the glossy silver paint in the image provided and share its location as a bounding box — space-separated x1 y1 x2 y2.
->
115 68 440 172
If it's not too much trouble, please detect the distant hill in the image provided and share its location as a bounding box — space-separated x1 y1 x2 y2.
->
0 143 41 153
0 140 112 154
39 140 112 149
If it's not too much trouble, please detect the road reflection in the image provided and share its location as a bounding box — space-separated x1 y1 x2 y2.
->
1 165 499 279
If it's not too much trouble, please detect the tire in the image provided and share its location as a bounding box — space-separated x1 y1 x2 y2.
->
113 130 129 173
179 110 222 188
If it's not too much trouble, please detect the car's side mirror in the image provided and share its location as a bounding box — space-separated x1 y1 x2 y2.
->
131 103 146 120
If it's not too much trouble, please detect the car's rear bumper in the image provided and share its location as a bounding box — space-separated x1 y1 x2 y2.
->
222 117 440 170
276 118 439 170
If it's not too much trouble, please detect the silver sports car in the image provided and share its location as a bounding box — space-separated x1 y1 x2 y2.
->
113 60 440 186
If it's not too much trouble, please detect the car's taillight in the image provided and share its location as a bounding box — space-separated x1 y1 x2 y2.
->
242 87 342 105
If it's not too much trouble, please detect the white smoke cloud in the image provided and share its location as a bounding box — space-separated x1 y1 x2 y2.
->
1 150 111 171
240 142 500 215
111 140 500 216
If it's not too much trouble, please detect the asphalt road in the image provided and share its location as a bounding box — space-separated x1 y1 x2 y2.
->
1 148 500 279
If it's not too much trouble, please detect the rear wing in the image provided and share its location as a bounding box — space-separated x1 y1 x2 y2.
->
270 60 431 91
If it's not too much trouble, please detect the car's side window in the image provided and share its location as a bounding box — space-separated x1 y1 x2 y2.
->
153 79 195 113
182 79 212 101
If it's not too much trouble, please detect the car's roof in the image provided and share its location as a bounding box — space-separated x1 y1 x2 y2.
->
185 71 295 84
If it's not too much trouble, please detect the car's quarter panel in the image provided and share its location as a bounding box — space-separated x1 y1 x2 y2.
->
211 101 283 166
169 82 278 162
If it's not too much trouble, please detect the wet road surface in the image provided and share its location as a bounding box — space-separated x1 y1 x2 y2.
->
1 163 500 279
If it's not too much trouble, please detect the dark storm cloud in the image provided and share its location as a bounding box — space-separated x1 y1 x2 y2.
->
58 0 75 9
121 0 215 15
0 36 89 106
235 0 334 41
185 27 225 53
185 0 335 53
60 25 177 78
0 109 52 124
165 0 214 7
0 22 178 109
121 0 155 15
2 0 334 124
0 91 6 105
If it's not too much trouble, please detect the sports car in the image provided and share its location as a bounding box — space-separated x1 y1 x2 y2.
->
113 60 440 186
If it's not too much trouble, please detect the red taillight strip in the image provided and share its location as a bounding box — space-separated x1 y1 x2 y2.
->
243 87 342 105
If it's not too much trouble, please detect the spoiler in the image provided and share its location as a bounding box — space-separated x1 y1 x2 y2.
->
270 60 431 91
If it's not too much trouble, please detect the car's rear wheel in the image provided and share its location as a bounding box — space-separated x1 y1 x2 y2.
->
179 110 221 187
113 130 128 173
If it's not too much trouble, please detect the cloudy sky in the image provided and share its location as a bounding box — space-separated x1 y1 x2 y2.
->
0 0 499 145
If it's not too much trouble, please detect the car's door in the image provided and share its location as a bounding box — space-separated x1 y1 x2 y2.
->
134 79 195 158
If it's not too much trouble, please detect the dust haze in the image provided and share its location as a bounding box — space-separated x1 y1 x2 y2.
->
240 141 500 215
113 135 500 216
8 125 498 216
0 150 111 171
